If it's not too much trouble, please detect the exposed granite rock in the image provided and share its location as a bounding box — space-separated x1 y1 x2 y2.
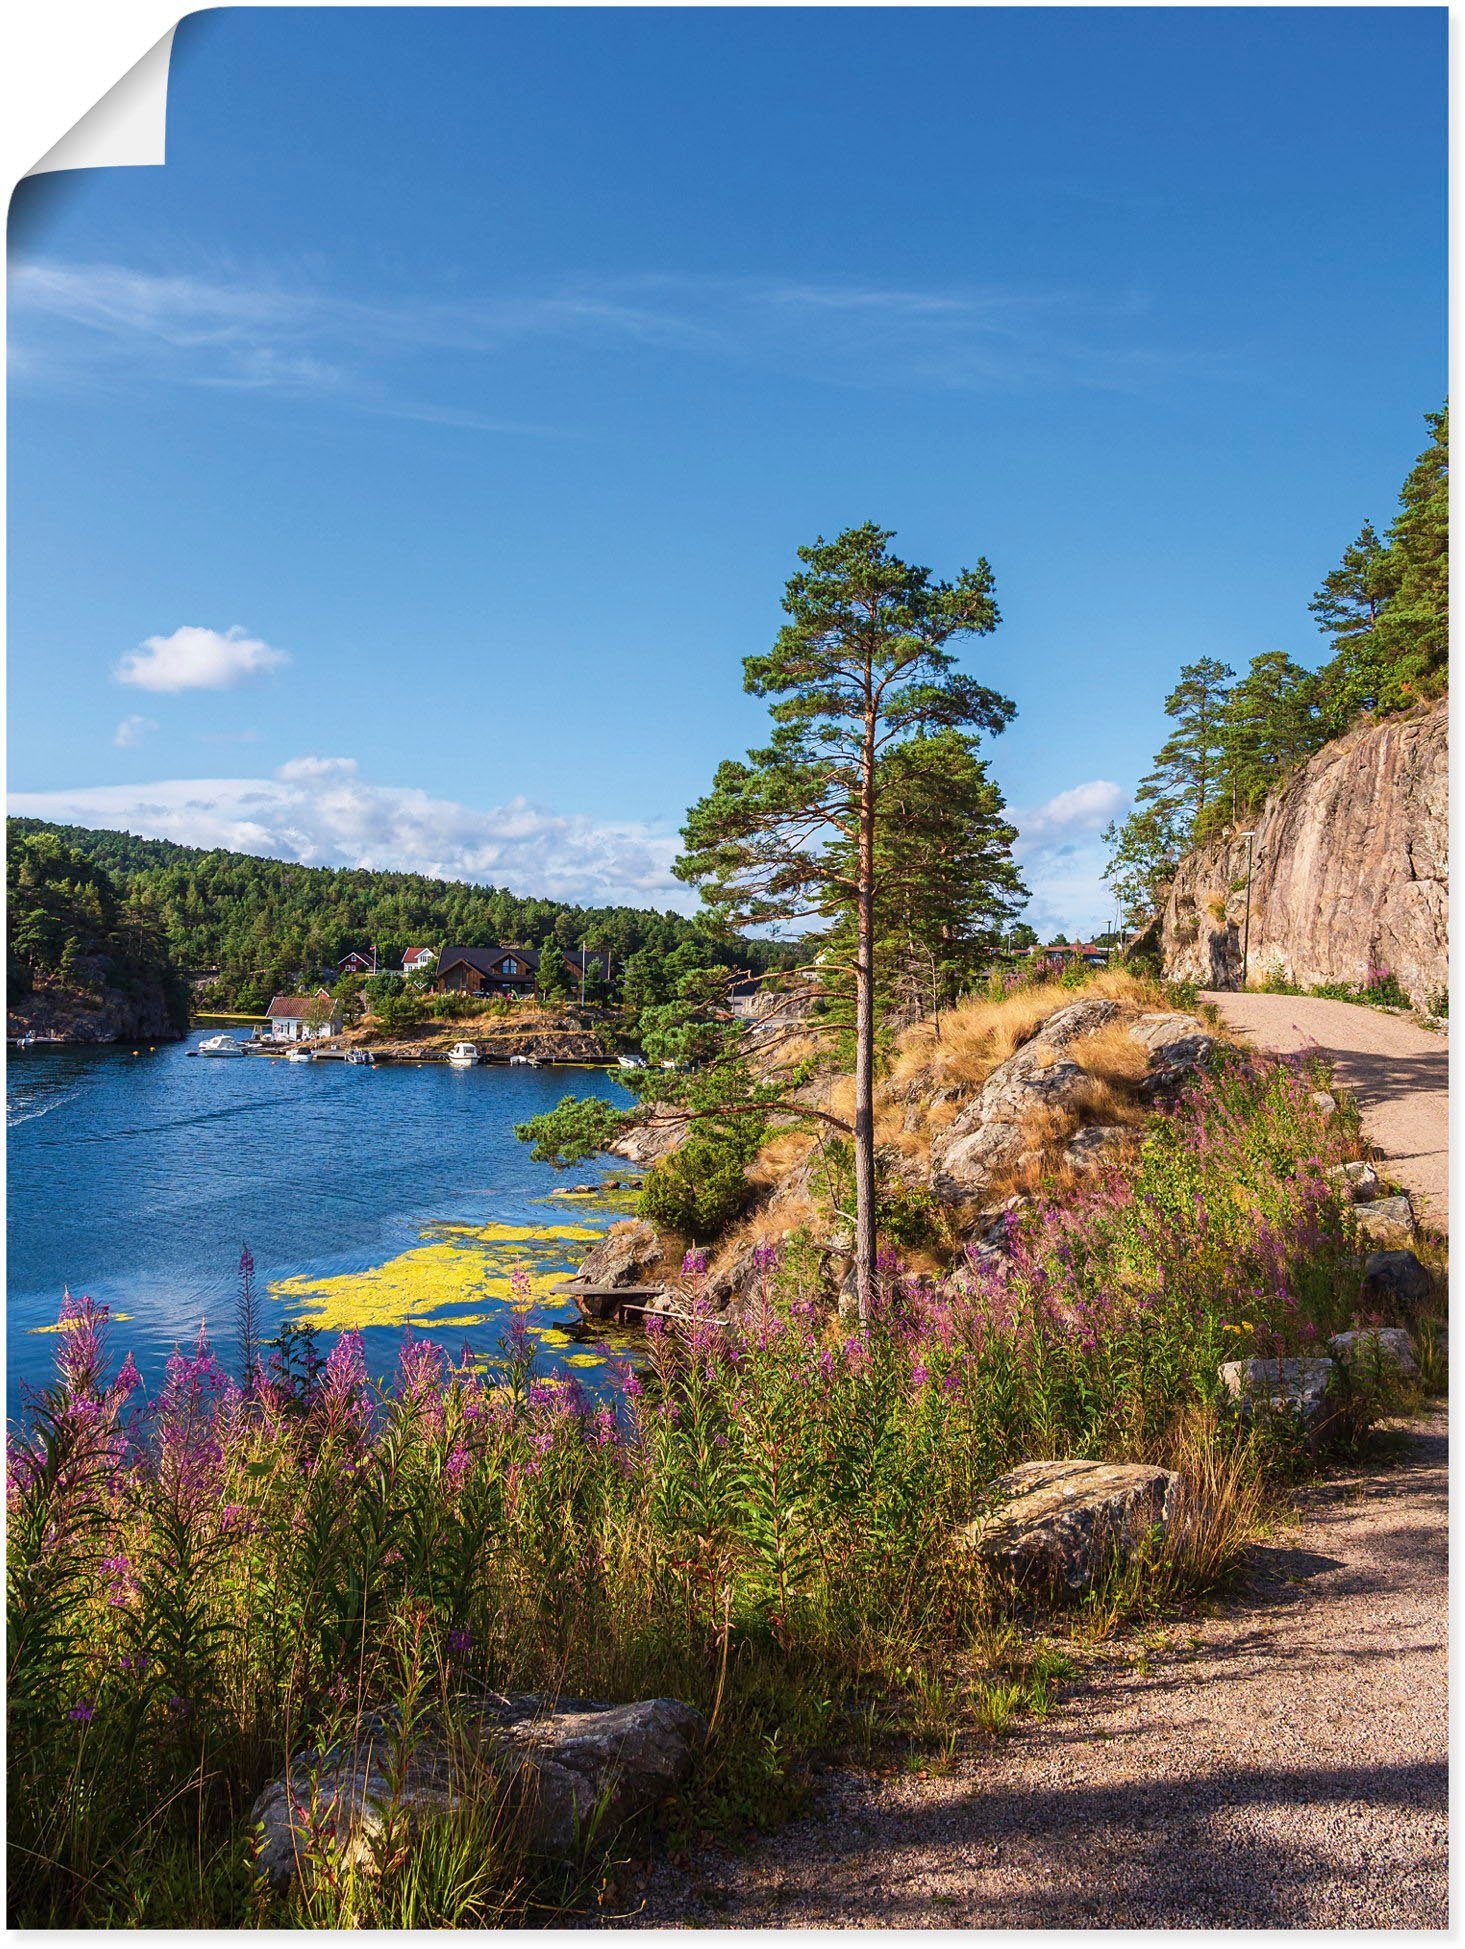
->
1329 1327 1419 1378
1152 699 1447 1006
1064 1124 1126 1173
1354 1194 1417 1249
1128 1012 1216 1099
956 1459 1180 1594
1359 1248 1434 1313
929 999 1122 1200
251 1693 705 1888
1219 1355 1337 1427
573 1219 665 1289
608 1119 688 1168
1310 1090 1339 1116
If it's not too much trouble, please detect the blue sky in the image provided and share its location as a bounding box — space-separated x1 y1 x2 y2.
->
7 6 1445 933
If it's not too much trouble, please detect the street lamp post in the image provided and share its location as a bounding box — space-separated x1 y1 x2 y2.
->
1238 831 1256 988
579 936 587 1006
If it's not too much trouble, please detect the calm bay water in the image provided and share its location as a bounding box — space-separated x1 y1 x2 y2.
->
6 1029 633 1409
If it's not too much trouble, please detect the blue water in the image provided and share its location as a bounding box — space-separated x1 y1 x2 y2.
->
6 1029 633 1408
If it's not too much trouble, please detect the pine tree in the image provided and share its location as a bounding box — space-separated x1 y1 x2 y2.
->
534 937 573 1001
1135 657 1235 835
677 523 1013 1320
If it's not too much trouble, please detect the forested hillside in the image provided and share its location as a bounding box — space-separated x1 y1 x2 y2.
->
5 818 791 1011
1105 407 1448 923
7 827 189 1036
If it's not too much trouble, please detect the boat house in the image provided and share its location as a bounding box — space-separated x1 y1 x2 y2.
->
265 988 343 1042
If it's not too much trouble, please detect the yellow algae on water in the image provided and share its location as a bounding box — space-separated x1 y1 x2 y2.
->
32 1313 133 1333
566 1352 607 1368
270 1216 607 1334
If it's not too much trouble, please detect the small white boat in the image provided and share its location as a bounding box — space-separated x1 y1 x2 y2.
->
447 1041 480 1067
198 1033 247 1058
285 1046 316 1064
344 1048 376 1066
617 1054 647 1071
508 1053 539 1066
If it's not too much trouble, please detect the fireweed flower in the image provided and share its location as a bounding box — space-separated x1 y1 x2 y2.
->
68 1701 95 1724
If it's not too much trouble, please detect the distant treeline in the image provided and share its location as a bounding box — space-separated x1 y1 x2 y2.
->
5 818 796 1012
1105 406 1447 922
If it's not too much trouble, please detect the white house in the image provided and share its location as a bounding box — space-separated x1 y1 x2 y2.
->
401 946 437 980
265 988 343 1043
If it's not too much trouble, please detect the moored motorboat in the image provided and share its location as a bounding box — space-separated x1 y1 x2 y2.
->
198 1032 247 1058
344 1048 376 1066
284 1045 316 1063
447 1041 480 1067
617 1053 647 1070
508 1053 539 1066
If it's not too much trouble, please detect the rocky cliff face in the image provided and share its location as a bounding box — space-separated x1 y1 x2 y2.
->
8 973 186 1044
1152 699 1447 1005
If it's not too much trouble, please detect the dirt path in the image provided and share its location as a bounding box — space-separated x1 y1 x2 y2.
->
630 1413 1448 1929
1202 990 1448 1231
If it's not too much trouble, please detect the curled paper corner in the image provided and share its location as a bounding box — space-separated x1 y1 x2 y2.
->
26 26 178 177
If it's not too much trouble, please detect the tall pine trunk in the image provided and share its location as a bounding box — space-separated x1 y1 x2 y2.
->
853 705 878 1326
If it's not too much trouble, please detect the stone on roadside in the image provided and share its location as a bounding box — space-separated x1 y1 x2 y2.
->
1325 1159 1382 1203
1354 1194 1417 1249
1329 1327 1419 1378
1311 1090 1339 1115
251 1693 706 1889
955 1458 1180 1594
1219 1355 1337 1427
1359 1249 1434 1314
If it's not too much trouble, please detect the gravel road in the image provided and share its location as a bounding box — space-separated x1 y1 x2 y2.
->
1202 990 1448 1230
629 1412 1448 1929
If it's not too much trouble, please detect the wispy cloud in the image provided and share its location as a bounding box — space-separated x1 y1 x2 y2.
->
7 758 689 910
116 624 290 693
9 258 1183 425
113 713 158 748
1013 778 1128 937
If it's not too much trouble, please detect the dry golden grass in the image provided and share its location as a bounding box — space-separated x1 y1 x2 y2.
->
1065 1022 1153 1091
748 1127 818 1190
887 968 1165 1101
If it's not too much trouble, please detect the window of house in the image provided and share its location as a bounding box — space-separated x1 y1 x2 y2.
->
504 958 518 975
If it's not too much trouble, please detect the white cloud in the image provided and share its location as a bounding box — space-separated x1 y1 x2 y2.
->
1015 778 1126 845
8 758 689 911
1012 779 1130 939
112 713 158 748
115 625 290 694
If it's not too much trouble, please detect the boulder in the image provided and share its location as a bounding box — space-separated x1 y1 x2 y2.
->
1128 1012 1215 1100
955 1459 1180 1594
1329 1327 1419 1378
1310 1090 1339 1115
608 1120 686 1168
1359 1248 1434 1313
251 1693 705 1889
1354 1194 1417 1249
1219 1355 1337 1427
1065 1124 1126 1174
1325 1159 1382 1203
573 1220 664 1290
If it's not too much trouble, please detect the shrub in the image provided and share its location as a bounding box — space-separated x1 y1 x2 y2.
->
639 1125 761 1237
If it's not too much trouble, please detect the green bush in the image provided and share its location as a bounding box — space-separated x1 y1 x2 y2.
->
639 1128 758 1238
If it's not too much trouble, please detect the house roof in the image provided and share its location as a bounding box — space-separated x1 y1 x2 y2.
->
438 944 613 980
402 947 435 965
266 988 337 1019
438 945 538 978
